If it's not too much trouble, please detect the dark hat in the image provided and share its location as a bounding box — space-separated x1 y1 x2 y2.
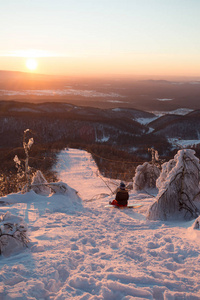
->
120 182 125 190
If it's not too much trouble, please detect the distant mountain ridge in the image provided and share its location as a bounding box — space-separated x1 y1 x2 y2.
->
0 70 200 111
1 100 200 158
0 100 167 157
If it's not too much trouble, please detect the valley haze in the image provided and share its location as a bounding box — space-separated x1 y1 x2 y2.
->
0 70 200 111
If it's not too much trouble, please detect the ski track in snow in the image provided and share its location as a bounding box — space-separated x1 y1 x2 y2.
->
0 148 200 300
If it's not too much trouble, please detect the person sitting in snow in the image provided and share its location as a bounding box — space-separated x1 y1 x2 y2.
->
109 182 129 207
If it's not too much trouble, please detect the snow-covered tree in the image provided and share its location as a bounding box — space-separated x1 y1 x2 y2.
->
192 216 200 229
31 170 51 195
0 212 29 256
13 129 34 193
156 159 176 190
23 129 34 191
148 149 200 221
148 147 159 165
133 162 160 191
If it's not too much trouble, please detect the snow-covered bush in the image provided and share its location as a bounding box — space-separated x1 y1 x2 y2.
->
148 149 200 221
46 182 83 211
0 212 29 256
133 162 160 191
31 176 79 198
47 182 79 197
31 170 51 195
156 159 176 190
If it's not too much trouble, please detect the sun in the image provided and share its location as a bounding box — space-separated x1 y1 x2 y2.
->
26 58 38 71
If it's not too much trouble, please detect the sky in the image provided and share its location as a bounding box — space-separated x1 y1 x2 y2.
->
1 0 200 79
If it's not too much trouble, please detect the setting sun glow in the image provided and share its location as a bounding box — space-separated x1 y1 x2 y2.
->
26 58 38 71
1 1 200 79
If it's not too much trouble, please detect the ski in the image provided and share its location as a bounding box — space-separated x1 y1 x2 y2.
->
105 204 143 209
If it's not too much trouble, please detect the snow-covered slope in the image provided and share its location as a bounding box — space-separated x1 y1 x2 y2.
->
0 148 200 299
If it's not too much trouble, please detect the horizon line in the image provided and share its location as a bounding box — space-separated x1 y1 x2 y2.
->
0 69 200 82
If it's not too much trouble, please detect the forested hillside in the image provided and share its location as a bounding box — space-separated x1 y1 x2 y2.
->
1 100 200 195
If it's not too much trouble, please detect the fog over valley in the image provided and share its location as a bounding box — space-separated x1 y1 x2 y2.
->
0 71 200 111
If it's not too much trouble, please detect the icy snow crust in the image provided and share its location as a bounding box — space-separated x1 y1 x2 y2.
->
0 149 200 299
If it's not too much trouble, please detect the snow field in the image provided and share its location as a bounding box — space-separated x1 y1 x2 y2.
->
0 148 200 299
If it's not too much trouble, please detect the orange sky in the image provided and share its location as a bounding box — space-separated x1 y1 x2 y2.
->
1 54 199 80
1 1 200 79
